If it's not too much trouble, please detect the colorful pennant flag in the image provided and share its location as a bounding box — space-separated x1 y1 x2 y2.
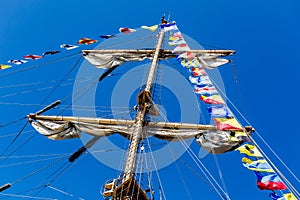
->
23 54 43 60
242 157 274 172
189 76 213 87
207 105 233 118
169 36 182 42
255 172 287 190
0 64 12 70
169 34 183 42
195 86 216 91
230 131 249 142
168 39 186 46
173 44 191 53
60 44 79 50
181 58 200 68
236 144 263 157
282 193 298 200
160 22 177 32
119 27 136 34
200 95 225 105
191 67 207 76
195 86 218 96
8 59 28 65
42 51 61 56
214 118 243 130
78 38 98 45
141 25 158 32
178 52 195 59
270 193 298 200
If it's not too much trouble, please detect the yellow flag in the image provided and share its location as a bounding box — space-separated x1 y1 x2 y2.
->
0 64 12 70
236 144 263 157
230 131 247 142
213 118 243 131
284 193 298 200
141 25 158 32
181 59 201 68
241 157 274 172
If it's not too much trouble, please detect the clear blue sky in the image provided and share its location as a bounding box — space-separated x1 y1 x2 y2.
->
0 0 299 199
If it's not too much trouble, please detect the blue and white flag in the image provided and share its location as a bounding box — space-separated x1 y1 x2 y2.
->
60 44 79 50
194 86 218 96
207 105 233 118
160 22 177 32
189 76 213 87
8 59 28 65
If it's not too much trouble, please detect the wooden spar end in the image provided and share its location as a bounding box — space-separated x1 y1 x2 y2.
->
0 183 11 192
245 126 255 133
36 100 61 115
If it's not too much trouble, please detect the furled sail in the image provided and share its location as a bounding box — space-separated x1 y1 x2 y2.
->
196 130 243 154
29 116 245 153
83 50 233 69
31 120 81 140
196 54 230 69
83 51 151 69
30 119 133 140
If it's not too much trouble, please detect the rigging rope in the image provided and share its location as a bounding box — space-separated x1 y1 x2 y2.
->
179 139 229 200
208 72 300 198
211 149 230 200
34 56 82 112
46 185 84 200
11 156 68 185
0 132 37 165
0 116 26 128
0 52 81 79
145 136 167 200
0 155 67 168
0 121 28 158
0 193 58 200
153 91 230 199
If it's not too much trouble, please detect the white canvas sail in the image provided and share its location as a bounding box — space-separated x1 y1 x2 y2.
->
29 117 244 154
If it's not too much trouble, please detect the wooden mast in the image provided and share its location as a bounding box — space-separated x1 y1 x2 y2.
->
105 29 165 200
122 28 165 183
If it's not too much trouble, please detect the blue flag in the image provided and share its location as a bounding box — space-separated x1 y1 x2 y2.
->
207 105 233 118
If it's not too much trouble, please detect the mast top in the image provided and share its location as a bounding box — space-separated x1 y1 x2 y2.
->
161 15 168 24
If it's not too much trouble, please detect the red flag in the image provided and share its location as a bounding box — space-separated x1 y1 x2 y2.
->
257 180 287 190
213 118 243 131
119 27 136 34
255 173 287 190
192 67 207 76
200 95 224 105
23 54 43 60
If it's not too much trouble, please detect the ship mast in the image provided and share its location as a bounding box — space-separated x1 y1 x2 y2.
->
26 19 238 200
122 29 164 183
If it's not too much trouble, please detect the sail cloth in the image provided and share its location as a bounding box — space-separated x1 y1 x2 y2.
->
30 118 204 140
196 54 230 69
29 117 245 154
83 52 151 69
83 50 174 69
30 119 133 140
196 130 244 154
